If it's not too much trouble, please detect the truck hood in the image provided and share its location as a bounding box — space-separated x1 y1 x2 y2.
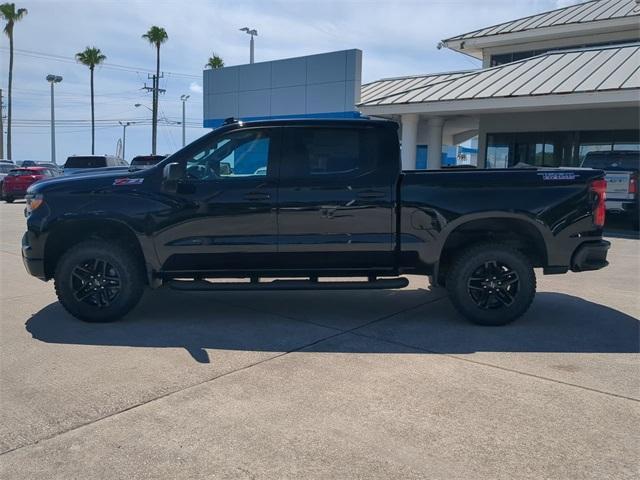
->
27 168 150 195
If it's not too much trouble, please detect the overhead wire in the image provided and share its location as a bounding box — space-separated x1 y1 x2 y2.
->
0 47 200 79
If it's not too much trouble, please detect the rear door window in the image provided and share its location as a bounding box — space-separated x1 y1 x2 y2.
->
280 127 380 179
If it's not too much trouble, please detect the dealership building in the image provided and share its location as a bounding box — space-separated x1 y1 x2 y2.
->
203 0 639 170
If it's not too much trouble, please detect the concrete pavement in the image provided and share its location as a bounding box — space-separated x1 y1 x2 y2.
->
0 201 638 479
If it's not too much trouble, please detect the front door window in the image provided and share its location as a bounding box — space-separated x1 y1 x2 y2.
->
185 129 271 181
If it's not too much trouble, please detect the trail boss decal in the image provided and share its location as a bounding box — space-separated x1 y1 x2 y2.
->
113 178 144 186
538 172 577 181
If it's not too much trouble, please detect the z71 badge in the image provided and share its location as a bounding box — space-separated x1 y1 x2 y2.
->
538 172 577 181
113 178 144 186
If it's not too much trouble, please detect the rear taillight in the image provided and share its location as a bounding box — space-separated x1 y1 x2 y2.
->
590 179 607 227
629 175 638 195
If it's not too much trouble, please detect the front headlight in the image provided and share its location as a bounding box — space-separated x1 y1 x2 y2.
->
25 193 44 214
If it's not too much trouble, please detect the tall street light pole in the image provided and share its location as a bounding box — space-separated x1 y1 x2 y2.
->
180 94 190 147
46 75 63 164
118 121 134 161
240 27 258 64
134 103 153 152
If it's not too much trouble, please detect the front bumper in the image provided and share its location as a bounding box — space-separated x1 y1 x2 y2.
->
571 240 610 272
22 231 46 280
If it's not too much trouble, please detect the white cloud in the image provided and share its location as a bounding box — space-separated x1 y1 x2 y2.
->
189 82 203 94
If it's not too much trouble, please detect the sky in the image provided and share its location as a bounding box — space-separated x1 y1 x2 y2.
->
0 0 583 163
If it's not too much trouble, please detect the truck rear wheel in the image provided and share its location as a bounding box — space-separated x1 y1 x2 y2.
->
446 244 536 326
54 240 145 322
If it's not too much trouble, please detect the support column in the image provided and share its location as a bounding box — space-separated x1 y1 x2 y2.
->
477 127 487 168
400 113 418 170
427 117 444 170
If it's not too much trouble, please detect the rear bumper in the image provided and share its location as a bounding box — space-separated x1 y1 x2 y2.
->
570 240 610 272
606 199 638 213
3 189 27 198
22 231 46 280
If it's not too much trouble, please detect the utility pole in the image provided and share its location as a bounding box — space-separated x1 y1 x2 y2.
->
240 27 258 64
180 94 190 147
118 121 134 161
142 74 165 154
46 75 63 164
0 89 4 159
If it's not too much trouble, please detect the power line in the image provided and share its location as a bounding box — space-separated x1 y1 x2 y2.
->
0 47 201 79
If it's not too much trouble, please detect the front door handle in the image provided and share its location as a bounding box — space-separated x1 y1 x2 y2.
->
357 190 386 199
244 192 271 201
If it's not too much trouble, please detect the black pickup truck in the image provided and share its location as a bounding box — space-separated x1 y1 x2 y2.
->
22 119 610 325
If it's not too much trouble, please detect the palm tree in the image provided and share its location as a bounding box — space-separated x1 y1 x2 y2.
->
142 26 168 155
1 3 28 160
205 54 224 69
75 47 106 155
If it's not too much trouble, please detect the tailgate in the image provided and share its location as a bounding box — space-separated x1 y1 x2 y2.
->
5 175 36 190
605 171 632 199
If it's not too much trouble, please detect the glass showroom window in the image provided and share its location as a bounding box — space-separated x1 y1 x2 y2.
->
486 134 510 168
486 130 639 168
578 130 640 164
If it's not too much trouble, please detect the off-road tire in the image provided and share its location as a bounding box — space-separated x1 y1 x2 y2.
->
446 243 536 326
54 240 145 322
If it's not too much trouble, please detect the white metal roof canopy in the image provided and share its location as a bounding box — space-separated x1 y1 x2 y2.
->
358 44 640 115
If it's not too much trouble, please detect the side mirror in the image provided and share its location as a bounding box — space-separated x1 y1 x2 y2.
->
163 162 183 182
219 162 232 176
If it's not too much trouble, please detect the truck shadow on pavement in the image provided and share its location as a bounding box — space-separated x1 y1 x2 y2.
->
25 289 639 363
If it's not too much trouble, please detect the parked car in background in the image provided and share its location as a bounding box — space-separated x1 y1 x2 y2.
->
581 150 639 228
37 162 62 173
0 163 16 199
63 155 127 175
16 160 38 167
3 166 58 203
130 155 167 170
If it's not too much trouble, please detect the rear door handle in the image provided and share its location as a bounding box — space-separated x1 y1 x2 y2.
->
357 190 386 199
244 192 271 201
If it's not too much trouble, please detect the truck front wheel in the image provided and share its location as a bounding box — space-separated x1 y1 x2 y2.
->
446 244 536 326
54 240 145 322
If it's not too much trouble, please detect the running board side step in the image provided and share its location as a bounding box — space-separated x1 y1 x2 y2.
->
169 277 409 292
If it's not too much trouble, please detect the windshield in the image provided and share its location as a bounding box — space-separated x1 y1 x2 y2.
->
581 153 639 171
0 164 14 173
64 157 107 169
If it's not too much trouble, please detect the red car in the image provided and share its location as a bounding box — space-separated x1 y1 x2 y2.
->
3 167 57 203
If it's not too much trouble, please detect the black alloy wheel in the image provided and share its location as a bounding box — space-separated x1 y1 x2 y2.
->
467 260 520 310
71 258 122 308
